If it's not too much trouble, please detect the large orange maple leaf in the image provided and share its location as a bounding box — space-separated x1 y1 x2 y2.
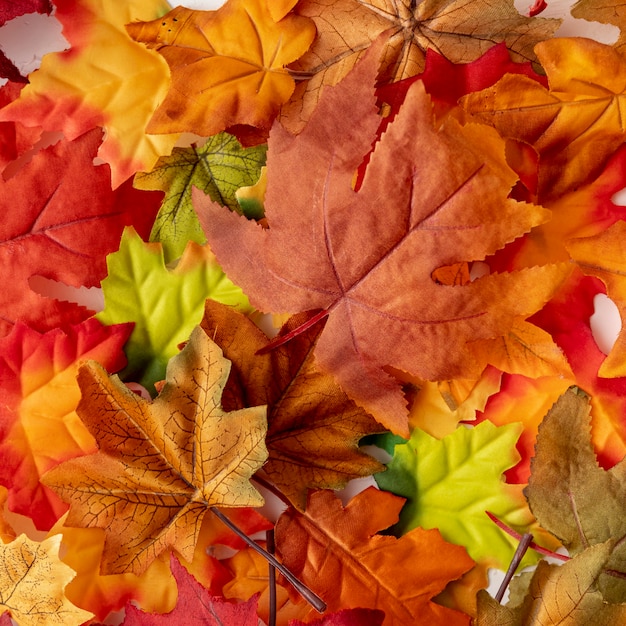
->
194 40 569 435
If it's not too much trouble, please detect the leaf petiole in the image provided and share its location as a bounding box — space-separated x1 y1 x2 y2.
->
209 507 327 613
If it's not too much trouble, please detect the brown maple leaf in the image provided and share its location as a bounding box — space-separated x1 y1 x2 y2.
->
194 41 569 435
280 0 560 131
200 299 385 511
42 326 268 575
126 0 316 136
275 488 473 625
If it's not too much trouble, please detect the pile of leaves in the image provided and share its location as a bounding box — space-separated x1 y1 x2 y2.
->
3 0 626 624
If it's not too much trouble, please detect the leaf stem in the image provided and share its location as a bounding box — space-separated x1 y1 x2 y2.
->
495 532 533 602
209 507 327 613
256 309 329 355
267 529 277 626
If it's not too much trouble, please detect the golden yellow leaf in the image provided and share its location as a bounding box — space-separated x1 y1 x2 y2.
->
127 0 316 136
0 534 94 626
43 326 268 575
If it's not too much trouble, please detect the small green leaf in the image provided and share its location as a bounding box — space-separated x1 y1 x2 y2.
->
375 420 539 569
96 227 252 392
134 133 267 262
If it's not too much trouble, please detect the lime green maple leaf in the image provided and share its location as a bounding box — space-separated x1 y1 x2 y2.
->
134 133 267 262
96 228 252 392
375 420 541 569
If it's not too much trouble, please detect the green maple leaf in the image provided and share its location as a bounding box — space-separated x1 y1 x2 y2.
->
96 227 252 392
375 420 539 569
525 387 626 602
134 133 267 262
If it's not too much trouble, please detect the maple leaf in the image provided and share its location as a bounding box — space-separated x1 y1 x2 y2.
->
0 318 133 530
0 534 94 626
0 0 178 187
530 271 626 469
222 545 311 625
0 128 159 336
567 221 626 379
50 523 177 621
279 0 559 131
96 228 252 393
200 299 385 510
289 607 385 625
476 542 626 625
126 1 316 136
375 420 548 570
121 554 259 625
524 387 626 601
134 133 267 262
195 39 569 435
462 37 626 201
275 487 474 625
43 326 268 575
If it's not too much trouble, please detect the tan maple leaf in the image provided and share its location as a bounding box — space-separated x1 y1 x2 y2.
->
280 0 560 131
194 40 569 435
42 326 268 575
0 534 94 626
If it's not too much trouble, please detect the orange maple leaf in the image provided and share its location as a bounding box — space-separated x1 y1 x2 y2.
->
275 488 473 625
43 326 268 575
126 0 316 136
194 41 569 435
463 37 626 202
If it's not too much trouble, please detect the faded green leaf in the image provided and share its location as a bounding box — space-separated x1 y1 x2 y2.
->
134 133 267 262
476 542 626 625
96 227 252 392
525 387 626 601
375 420 542 569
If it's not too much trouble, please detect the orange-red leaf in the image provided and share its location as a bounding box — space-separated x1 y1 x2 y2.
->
275 488 473 625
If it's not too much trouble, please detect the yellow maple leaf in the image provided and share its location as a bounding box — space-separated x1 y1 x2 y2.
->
0 0 178 187
43 326 268 575
0 534 94 626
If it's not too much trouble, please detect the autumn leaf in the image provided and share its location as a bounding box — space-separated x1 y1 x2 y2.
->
571 0 626 52
279 0 559 131
0 534 94 626
43 326 268 575
289 607 385 626
462 37 626 201
222 545 311 626
476 542 626 625
0 128 159 337
134 133 267 262
96 228 252 393
0 0 179 187
50 523 177 621
0 318 133 530
200 299 385 511
121 554 259 625
524 387 626 601
567 221 626 379
275 488 473 625
195 39 568 435
126 0 316 136
375 420 549 570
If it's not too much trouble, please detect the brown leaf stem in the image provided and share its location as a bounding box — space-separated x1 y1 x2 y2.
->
495 532 533 602
209 507 327 613
255 309 329 355
267 528 277 626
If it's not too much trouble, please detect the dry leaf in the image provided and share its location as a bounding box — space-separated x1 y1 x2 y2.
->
0 534 94 626
43 326 268 575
